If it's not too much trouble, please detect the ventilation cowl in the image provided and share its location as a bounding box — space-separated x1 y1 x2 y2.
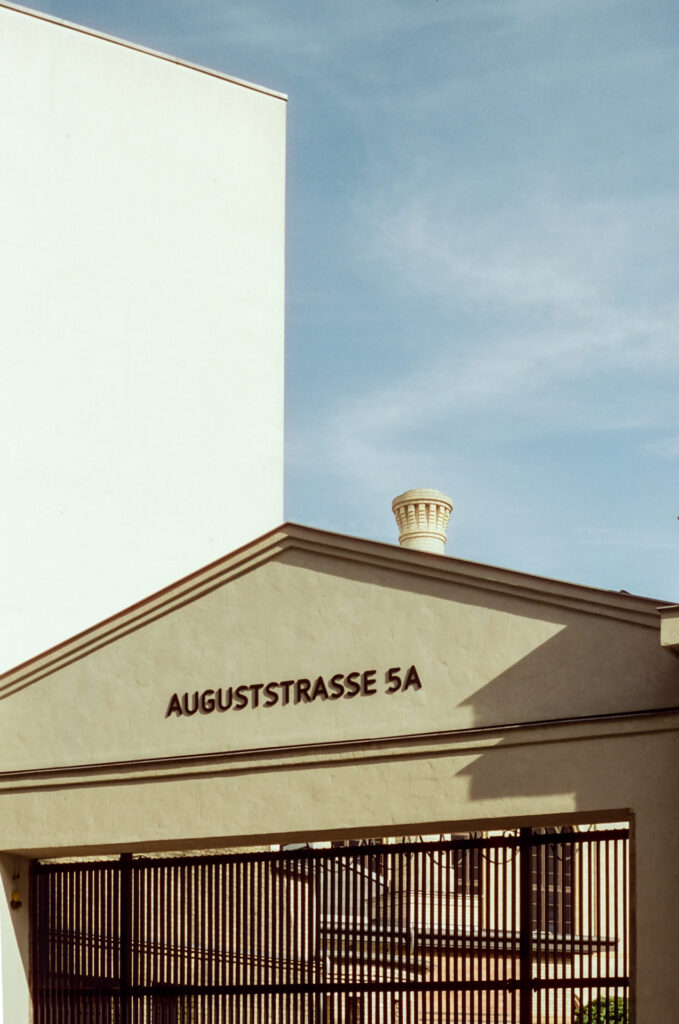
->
392 488 453 554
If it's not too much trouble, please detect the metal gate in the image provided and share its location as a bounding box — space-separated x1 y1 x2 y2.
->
32 828 629 1023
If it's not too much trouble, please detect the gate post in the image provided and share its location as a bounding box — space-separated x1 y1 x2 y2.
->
519 829 533 1023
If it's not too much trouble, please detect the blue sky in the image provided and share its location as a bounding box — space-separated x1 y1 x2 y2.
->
32 0 679 599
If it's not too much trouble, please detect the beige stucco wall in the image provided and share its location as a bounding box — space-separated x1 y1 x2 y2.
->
1 538 675 774
1 527 678 1021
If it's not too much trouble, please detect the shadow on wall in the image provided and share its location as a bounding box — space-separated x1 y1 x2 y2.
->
290 548 679 812
453 626 679 808
282 547 679 727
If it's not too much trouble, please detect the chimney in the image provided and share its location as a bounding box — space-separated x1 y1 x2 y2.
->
392 488 453 554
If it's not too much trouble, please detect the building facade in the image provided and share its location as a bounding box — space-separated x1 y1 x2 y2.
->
1 523 678 1020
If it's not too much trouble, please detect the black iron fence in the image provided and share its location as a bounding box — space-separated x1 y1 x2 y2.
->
32 828 629 1023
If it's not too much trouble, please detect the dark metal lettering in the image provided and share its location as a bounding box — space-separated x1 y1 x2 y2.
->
385 667 402 693
182 691 199 716
263 682 279 707
279 680 294 705
328 674 344 699
311 676 329 701
233 685 248 710
216 686 233 712
200 689 216 713
165 693 182 717
343 671 360 698
403 665 422 691
165 666 423 717
361 669 377 695
295 678 312 704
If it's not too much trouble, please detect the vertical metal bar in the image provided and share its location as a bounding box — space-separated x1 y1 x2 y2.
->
352 847 359 1004
466 838 472 1024
484 840 491 1024
613 837 619 983
273 856 280 1021
188 860 194 999
519 828 532 1024
456 873 462 1024
596 836 602 997
228 857 235 1021
563 837 569 1022
94 866 100 1024
394 847 399 1024
54 872 60 1024
67 866 74 1019
389 846 397 1023
435 845 441 1024
473 843 479 1024
357 849 365 1023
178 861 184 997
453 841 459 1024
405 847 411 1024
221 856 225 1024
343 848 348 1024
120 855 132 1024
536 838 542 1024
622 833 628 986
284 851 291 1024
173 862 179 1006
86 865 92 1021
47 871 53 1024
76 865 83 1002
205 861 210 1024
495 840 501 1024
155 865 161 1001
329 851 337 1024
105 865 111 1021
588 839 595 992
171 861 177 1000
133 859 140 1024
240 856 246 1024
443 845 449 1024
63 868 69 1024
262 858 269 1002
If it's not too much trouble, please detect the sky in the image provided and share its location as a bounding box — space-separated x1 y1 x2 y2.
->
15 0 679 601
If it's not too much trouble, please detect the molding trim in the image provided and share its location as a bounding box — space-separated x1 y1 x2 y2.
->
1 706 677 794
0 524 667 698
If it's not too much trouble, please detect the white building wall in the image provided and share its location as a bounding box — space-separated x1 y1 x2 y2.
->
0 3 286 673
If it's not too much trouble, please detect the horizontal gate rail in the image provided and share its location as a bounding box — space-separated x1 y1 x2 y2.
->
31 828 630 875
39 976 630 996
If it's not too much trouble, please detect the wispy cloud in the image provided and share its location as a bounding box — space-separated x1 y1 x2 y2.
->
645 436 679 460
287 163 679 515
579 525 679 551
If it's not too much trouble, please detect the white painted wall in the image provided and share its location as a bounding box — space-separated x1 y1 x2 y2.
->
0 4 286 673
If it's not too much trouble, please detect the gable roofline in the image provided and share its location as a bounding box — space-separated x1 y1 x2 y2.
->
0 522 665 694
0 1 287 101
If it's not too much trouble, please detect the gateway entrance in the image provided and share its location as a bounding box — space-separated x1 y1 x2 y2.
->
31 828 629 1023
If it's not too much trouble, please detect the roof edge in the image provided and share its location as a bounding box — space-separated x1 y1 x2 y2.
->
0 1 287 100
0 521 666 692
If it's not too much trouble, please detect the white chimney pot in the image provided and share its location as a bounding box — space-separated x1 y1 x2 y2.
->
392 488 453 554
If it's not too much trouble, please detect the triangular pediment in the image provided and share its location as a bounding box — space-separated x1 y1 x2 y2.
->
0 524 673 777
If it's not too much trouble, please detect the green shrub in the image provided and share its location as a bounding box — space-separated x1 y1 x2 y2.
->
574 995 628 1024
